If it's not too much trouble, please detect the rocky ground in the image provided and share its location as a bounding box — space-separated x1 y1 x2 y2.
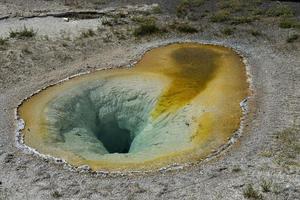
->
0 0 299 199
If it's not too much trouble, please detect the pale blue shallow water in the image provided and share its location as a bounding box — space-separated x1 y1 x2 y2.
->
44 75 194 162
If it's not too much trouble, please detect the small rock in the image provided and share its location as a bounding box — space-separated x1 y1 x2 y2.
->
63 18 69 22
157 186 168 197
283 184 297 192
4 153 14 163
232 183 245 189
78 165 91 173
218 167 228 172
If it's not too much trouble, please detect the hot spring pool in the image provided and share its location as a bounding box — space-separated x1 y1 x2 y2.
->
18 43 249 171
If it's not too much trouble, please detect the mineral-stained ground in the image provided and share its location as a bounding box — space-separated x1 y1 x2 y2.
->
0 0 299 200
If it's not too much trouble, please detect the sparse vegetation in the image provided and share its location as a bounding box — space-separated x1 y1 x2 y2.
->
259 150 273 157
279 18 299 29
243 184 263 200
175 23 198 33
274 127 300 168
210 10 230 23
0 37 8 46
131 16 156 24
133 18 163 37
52 191 63 198
250 29 261 37
152 5 162 14
271 183 282 195
134 23 160 37
232 166 241 173
9 26 36 39
222 27 234 36
230 16 256 25
218 0 242 12
252 8 264 16
217 0 263 16
287 34 299 43
21 46 32 54
91 0 107 6
80 29 96 38
176 0 204 17
64 0 81 8
102 17 118 26
267 4 294 17
260 179 272 193
61 42 69 47
113 29 127 40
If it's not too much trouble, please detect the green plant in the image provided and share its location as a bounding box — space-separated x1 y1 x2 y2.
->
0 37 8 46
113 30 127 40
218 0 263 14
279 18 299 29
243 184 263 199
232 166 241 173
102 17 117 26
133 20 161 37
222 27 234 36
9 26 36 39
230 16 256 25
80 29 96 38
250 29 261 37
132 16 156 24
176 0 204 17
252 8 264 16
272 183 282 195
259 150 273 157
210 10 230 22
64 0 80 7
287 34 299 43
267 4 294 17
61 42 69 47
152 5 162 14
176 24 198 33
52 191 63 198
261 179 272 193
274 127 300 168
219 0 242 12
92 0 107 5
21 46 32 54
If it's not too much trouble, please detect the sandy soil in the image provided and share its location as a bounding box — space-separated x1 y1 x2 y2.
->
0 1 299 200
